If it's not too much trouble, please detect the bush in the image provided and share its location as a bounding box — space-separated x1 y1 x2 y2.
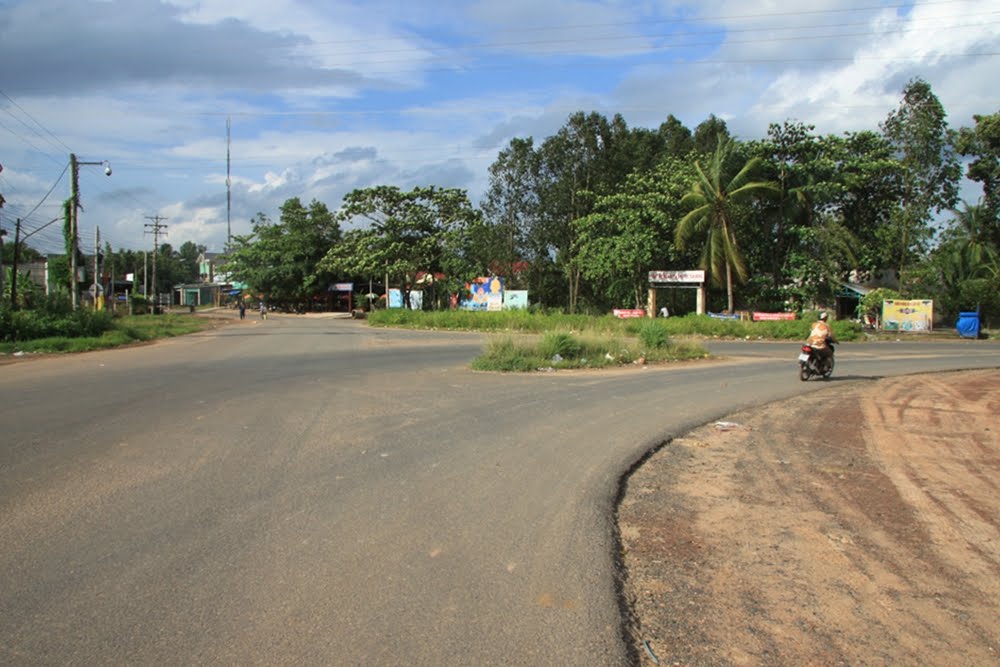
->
471 337 542 372
0 307 105 342
538 332 582 359
637 320 670 349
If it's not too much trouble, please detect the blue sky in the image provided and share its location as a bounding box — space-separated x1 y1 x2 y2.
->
1 0 998 256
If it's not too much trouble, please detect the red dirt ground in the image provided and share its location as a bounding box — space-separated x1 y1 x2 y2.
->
619 369 1000 666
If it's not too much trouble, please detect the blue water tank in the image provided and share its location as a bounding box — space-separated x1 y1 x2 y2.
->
956 312 980 339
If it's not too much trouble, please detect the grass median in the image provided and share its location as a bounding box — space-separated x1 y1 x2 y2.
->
0 313 214 356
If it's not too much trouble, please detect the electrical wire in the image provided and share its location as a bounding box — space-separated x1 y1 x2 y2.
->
11 164 69 222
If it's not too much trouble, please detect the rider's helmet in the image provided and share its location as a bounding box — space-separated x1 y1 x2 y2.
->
818 311 828 321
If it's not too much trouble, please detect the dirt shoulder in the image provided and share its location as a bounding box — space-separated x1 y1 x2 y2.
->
619 369 1000 666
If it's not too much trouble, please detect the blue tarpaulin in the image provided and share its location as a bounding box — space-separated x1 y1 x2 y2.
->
956 312 980 338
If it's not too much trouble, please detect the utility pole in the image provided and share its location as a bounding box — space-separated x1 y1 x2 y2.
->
0 220 6 302
10 219 21 308
0 162 5 301
226 116 232 250
69 153 80 309
144 215 168 313
10 216 62 309
68 153 111 309
92 226 101 310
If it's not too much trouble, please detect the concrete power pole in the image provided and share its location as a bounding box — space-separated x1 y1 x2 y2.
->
68 153 111 309
226 116 232 250
92 226 101 310
10 219 21 308
144 216 168 313
69 153 79 309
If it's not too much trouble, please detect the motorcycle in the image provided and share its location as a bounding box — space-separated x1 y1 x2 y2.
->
798 342 835 381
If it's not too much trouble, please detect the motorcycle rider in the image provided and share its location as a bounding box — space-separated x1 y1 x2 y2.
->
806 311 837 368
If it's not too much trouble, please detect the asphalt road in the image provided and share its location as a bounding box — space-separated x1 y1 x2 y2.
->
1 315 998 665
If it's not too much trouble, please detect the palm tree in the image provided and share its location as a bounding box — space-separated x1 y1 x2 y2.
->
675 137 777 313
945 201 998 278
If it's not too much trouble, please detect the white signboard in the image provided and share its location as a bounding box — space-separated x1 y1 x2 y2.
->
649 270 705 284
504 290 529 309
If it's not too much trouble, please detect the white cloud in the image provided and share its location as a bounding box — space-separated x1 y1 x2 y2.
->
1 0 997 255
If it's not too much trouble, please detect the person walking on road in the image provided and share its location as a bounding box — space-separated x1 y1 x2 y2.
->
259 302 267 320
238 302 246 320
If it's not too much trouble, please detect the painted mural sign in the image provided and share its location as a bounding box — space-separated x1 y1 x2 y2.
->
464 276 504 311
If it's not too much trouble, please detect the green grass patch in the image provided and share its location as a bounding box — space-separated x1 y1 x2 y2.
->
0 314 213 355
368 309 861 342
471 331 709 372
368 308 626 335
372 309 863 372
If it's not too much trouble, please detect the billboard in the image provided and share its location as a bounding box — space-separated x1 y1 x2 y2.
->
504 290 529 309
648 270 705 284
464 276 504 311
388 289 422 310
883 299 933 332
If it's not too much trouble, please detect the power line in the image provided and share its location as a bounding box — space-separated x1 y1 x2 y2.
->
13 164 69 222
0 89 74 155
301 16 1000 63
286 0 987 51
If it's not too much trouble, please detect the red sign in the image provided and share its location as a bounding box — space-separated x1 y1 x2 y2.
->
752 312 796 321
613 309 647 318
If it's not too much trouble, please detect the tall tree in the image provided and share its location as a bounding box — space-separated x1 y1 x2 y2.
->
177 241 205 283
320 186 481 309
752 122 825 292
573 156 696 308
536 112 618 312
692 115 730 155
826 130 903 278
224 198 341 308
880 78 961 285
955 110 1000 247
658 115 694 158
480 137 540 289
675 138 777 313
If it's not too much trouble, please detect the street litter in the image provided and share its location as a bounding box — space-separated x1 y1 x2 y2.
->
713 421 745 431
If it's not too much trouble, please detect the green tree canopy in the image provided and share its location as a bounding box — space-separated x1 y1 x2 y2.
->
573 156 697 309
955 110 1000 247
320 185 482 310
880 78 961 286
224 197 341 308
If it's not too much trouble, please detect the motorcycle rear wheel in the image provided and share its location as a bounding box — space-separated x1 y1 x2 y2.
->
799 363 810 381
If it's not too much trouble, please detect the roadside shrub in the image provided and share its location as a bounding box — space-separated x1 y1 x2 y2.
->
636 320 670 349
538 332 582 359
471 336 542 372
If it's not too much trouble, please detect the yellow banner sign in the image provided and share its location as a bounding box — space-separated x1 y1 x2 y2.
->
883 299 933 332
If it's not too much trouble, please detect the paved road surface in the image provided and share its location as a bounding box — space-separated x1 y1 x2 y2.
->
1 315 997 665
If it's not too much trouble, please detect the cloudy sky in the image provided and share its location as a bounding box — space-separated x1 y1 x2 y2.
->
1 0 998 256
